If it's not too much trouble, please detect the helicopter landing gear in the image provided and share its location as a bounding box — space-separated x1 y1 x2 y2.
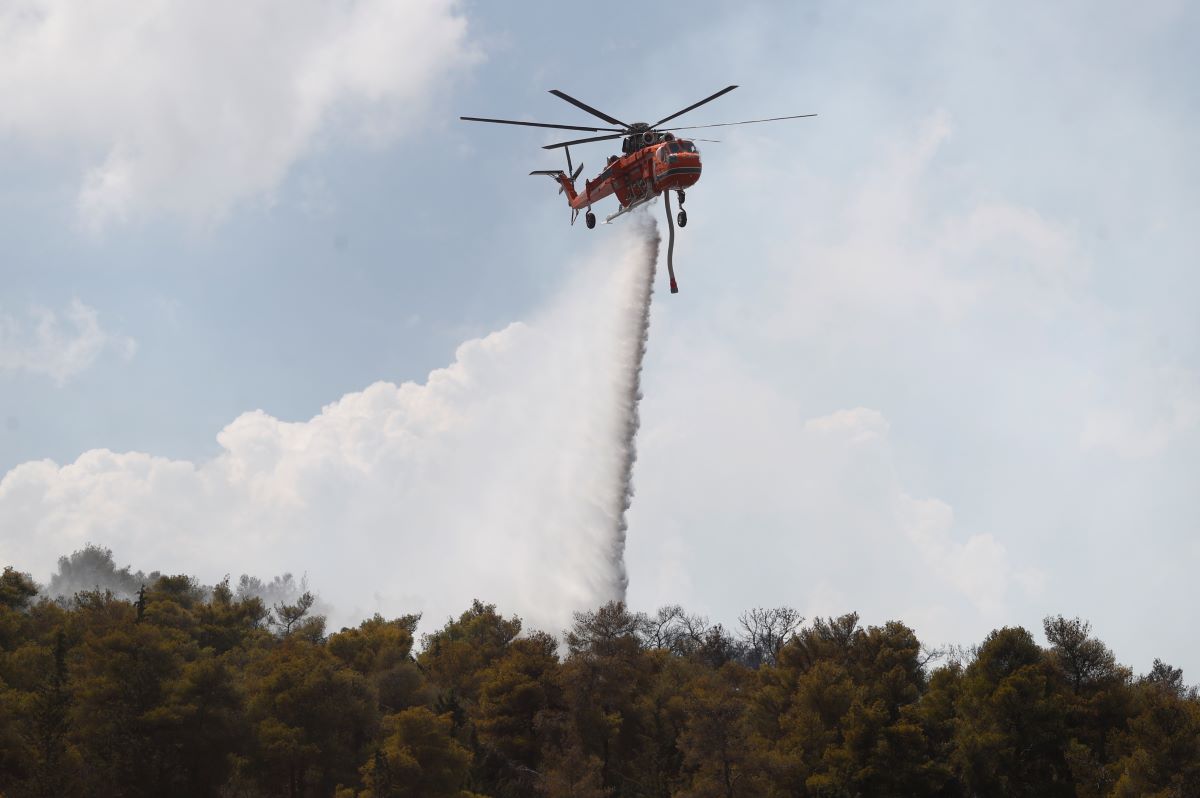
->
585 211 596 229
677 209 687 227
677 189 685 206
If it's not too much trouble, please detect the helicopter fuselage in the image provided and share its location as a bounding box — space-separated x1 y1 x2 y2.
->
565 136 701 212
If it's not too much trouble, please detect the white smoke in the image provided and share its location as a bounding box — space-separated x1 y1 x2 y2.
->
0 221 661 635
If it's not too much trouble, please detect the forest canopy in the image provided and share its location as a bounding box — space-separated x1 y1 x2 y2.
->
0 546 1197 797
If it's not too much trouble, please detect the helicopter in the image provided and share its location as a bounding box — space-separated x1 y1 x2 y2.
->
461 86 814 292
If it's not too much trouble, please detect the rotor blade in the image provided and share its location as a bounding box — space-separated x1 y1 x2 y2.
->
652 85 738 128
548 90 628 128
690 138 722 143
564 146 573 176
662 113 817 132
571 163 585 181
543 133 624 150
460 116 622 133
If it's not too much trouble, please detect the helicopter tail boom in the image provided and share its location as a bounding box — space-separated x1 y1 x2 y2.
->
529 169 580 204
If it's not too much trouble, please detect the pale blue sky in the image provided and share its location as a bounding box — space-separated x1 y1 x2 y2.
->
1 1 1197 674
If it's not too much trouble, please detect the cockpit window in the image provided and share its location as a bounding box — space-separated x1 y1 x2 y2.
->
677 140 697 153
668 142 681 154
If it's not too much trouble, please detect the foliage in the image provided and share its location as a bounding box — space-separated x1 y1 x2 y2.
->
0 557 1196 797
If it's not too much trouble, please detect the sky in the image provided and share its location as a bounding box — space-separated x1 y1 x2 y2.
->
1 1 1197 675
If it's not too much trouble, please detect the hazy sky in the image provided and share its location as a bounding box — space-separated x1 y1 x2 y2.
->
1 2 1197 675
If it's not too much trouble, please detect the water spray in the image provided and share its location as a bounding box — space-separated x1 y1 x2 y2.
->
606 217 660 599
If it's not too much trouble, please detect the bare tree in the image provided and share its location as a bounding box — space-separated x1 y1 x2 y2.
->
643 605 687 652
642 605 718 657
737 607 804 667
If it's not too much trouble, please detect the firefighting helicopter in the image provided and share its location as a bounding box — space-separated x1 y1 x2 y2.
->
461 86 814 292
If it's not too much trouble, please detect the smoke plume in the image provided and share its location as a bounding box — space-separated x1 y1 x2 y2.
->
0 220 662 635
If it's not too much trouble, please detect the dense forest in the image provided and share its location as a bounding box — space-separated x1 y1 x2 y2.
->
0 547 1197 797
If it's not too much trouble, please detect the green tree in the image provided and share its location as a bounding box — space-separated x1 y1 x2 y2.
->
535 742 611 798
474 631 561 794
911 660 965 796
743 614 946 796
952 626 1071 797
329 614 427 714
0 566 39 610
274 590 318 637
245 638 378 797
626 649 696 797
23 630 82 797
0 567 40 652
817 621 943 795
195 576 272 654
7 552 1200 798
1142 658 1191 698
1109 673 1200 796
144 656 245 796
69 621 197 795
356 707 472 798
419 598 524 781
557 602 656 796
676 665 759 798
1042 616 1132 795
141 574 206 634
420 600 523 710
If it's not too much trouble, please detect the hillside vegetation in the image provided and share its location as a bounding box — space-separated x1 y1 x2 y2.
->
0 550 1197 797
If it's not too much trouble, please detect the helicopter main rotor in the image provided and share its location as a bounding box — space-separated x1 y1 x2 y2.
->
460 84 815 154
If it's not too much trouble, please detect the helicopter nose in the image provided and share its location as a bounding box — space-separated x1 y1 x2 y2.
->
661 153 701 189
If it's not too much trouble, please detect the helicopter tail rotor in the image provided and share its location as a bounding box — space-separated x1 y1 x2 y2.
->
554 146 584 195
529 154 582 207
564 147 583 187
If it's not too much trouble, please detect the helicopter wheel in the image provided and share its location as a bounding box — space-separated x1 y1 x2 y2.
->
677 210 687 227
677 190 685 206
585 212 596 229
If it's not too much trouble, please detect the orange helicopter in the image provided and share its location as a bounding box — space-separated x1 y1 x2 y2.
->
462 86 815 292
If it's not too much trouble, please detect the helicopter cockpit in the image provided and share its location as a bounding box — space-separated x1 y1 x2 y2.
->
656 139 701 161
